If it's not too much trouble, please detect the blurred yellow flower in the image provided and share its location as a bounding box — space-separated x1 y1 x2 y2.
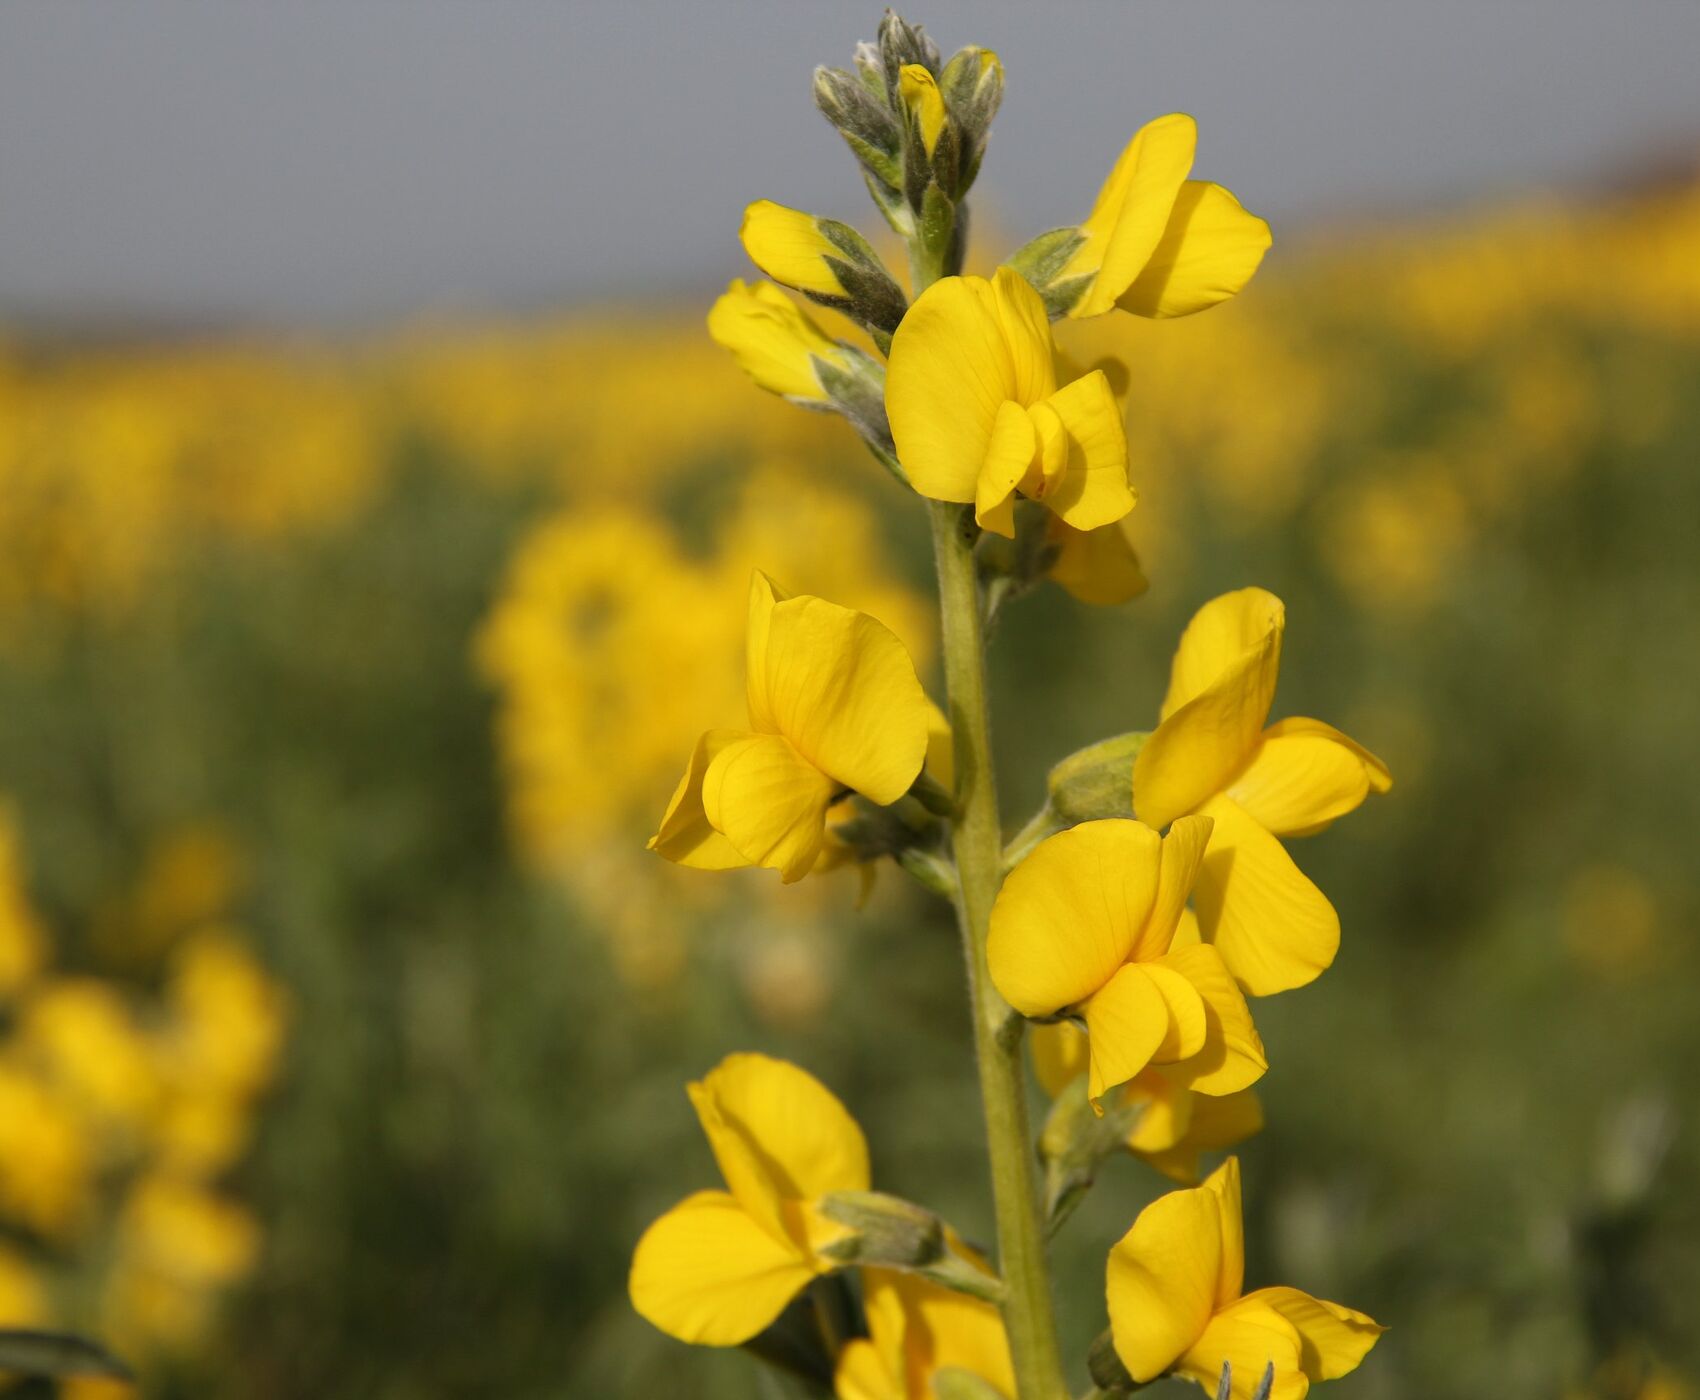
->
0 1063 92 1237
835 1266 1013 1400
1134 589 1391 996
988 817 1265 1105
887 268 1134 536
16 980 160 1132
1107 1158 1382 1398
1056 114 1270 320
0 806 46 999
630 1053 867 1345
650 573 931 883
0 1242 49 1327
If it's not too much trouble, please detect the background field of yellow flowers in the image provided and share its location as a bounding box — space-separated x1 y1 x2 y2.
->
4 8 1700 1400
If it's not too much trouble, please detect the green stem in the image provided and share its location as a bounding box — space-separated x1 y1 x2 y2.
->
929 499 1068 1400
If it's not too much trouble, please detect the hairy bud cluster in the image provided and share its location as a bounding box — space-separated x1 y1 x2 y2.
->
813 12 1004 278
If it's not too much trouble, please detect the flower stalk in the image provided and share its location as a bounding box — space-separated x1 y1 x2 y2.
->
929 497 1068 1400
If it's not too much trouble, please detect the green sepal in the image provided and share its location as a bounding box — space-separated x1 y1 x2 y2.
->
1087 1328 1136 1392
1037 1072 1143 1232
815 1191 1004 1303
813 344 894 457
1046 731 1147 825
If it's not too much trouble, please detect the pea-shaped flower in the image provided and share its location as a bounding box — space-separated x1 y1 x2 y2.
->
629 1053 869 1346
1107 1158 1382 1399
708 279 854 404
835 1266 1014 1400
885 267 1135 538
650 573 932 883
1133 589 1392 995
1023 113 1272 322
987 816 1266 1104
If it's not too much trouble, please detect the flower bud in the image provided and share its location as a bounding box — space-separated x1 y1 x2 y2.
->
938 46 1003 193
1038 1072 1143 1229
876 10 940 98
813 64 903 194
739 201 908 345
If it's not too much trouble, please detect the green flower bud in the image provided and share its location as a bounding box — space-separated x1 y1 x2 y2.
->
1046 731 1147 825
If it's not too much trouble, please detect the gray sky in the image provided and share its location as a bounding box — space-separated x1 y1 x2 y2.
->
2 1 1699 329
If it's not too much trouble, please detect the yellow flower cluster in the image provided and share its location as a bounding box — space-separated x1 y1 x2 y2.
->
0 806 287 1366
627 13 1389 1400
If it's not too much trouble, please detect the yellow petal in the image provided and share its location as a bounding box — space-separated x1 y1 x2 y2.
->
887 273 1054 506
975 399 1038 539
1106 1174 1224 1382
1123 1068 1195 1153
1175 1296 1307 1400
898 1267 1017 1397
1046 516 1149 606
629 1189 817 1346
1145 962 1208 1064
1185 1086 1265 1153
741 200 847 297
1201 1156 1244 1307
688 1054 870 1247
1138 814 1215 958
1134 590 1285 830
1064 113 1198 318
924 699 955 793
834 1338 895 1400
703 732 836 883
1116 181 1272 319
987 819 1162 1017
1160 588 1287 722
1083 964 1169 1103
1227 718 1392 838
1243 1287 1385 1383
1195 794 1339 996
1156 942 1267 1096
707 279 843 400
898 64 948 157
1031 370 1135 531
650 729 756 870
1029 1019 1088 1099
1132 1079 1263 1186
744 575 932 807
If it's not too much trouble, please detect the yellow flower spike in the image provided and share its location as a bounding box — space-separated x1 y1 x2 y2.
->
708 279 847 402
1107 1159 1384 1399
741 200 852 298
1133 590 1393 996
898 64 948 157
650 573 932 883
835 1266 1015 1400
886 267 1134 537
988 817 1265 1109
630 1053 870 1347
1013 113 1269 321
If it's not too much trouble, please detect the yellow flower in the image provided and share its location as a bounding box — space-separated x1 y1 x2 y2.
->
0 1063 91 1237
1046 516 1148 606
630 1053 869 1346
886 267 1134 537
835 1267 1014 1400
16 980 160 1130
987 817 1265 1105
1107 1158 1383 1399
1058 114 1271 320
1133 589 1392 996
708 280 849 403
650 572 932 883
1031 1019 1262 1184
